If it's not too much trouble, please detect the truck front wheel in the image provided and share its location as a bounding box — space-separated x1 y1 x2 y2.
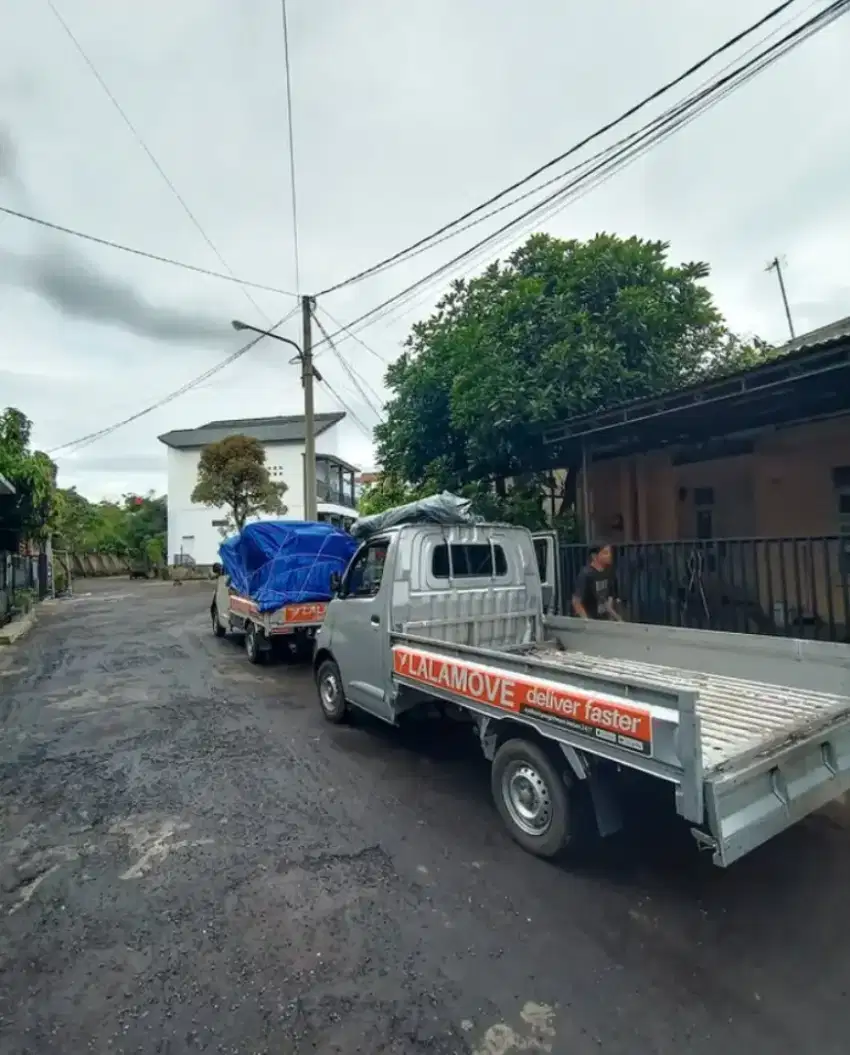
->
491 739 572 859
316 658 348 724
211 604 227 638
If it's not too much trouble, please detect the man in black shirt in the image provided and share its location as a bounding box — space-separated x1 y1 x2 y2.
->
572 542 622 621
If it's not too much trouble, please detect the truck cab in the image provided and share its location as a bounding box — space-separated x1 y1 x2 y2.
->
315 522 552 723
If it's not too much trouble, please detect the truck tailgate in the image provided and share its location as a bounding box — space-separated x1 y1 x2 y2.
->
537 647 850 864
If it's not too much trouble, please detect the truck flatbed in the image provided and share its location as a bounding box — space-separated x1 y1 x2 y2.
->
529 645 850 775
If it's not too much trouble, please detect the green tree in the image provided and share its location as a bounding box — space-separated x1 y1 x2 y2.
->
376 233 776 524
357 473 418 517
122 493 167 564
52 487 99 552
53 488 168 565
0 407 57 546
191 435 287 532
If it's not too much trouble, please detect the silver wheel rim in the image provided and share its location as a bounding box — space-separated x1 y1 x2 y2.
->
212 609 219 632
502 761 553 836
320 670 339 713
246 628 256 658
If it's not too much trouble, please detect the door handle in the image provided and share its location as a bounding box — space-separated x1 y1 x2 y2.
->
370 615 380 626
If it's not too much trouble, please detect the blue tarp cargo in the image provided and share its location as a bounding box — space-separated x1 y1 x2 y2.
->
218 520 358 614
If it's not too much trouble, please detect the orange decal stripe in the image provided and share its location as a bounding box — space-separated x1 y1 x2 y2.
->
283 602 327 624
392 645 653 756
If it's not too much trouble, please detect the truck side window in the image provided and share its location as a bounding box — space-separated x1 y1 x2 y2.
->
343 541 388 598
432 543 507 578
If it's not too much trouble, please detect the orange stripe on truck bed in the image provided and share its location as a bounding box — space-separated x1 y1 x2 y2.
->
283 602 327 624
392 645 653 757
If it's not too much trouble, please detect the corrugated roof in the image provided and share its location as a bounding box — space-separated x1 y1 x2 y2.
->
543 313 850 449
158 412 345 450
780 314 850 355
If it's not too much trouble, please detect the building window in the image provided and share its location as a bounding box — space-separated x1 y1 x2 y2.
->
432 542 508 579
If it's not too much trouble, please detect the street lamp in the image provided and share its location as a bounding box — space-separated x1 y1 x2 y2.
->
230 316 321 520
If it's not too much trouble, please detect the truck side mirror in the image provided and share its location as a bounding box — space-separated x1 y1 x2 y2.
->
212 562 222 576
330 571 342 594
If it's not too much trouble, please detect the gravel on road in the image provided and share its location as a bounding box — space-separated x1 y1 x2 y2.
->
1 579 849 1054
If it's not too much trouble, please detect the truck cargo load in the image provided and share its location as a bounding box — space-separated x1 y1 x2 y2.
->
218 520 357 613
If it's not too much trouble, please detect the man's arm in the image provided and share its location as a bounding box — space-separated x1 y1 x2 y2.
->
603 597 623 621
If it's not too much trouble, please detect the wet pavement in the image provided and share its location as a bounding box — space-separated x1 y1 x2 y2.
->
1 577 849 1054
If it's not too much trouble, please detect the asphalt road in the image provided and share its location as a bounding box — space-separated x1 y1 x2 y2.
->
1 579 850 1054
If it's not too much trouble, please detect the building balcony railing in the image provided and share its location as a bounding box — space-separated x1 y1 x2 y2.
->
316 480 356 509
559 536 850 643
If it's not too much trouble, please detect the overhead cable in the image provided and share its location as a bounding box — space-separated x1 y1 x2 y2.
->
311 309 385 420
317 0 803 295
49 307 300 456
281 0 302 293
315 1 848 348
0 205 297 297
45 0 276 320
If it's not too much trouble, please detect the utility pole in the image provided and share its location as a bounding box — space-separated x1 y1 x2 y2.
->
301 294 318 521
230 308 322 522
766 256 795 341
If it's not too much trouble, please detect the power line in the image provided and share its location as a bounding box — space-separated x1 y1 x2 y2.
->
337 0 818 277
0 205 297 297
317 305 389 364
281 0 302 294
316 1 848 348
45 0 274 320
319 376 375 439
49 306 300 456
317 0 803 296
311 309 385 419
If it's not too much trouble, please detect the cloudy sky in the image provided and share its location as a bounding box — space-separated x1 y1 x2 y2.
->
1 0 848 501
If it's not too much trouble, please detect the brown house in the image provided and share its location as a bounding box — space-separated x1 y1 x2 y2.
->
544 316 850 641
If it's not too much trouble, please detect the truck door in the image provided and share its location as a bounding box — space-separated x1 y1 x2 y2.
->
331 537 394 721
531 531 560 615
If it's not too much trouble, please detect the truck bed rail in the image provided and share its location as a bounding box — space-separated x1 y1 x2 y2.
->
391 632 705 825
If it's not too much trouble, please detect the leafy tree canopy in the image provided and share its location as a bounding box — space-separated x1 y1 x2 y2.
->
191 435 287 533
375 234 779 517
0 407 57 544
53 488 167 562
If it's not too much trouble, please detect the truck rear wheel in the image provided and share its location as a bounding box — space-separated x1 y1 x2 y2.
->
491 739 572 859
245 623 264 665
316 658 348 724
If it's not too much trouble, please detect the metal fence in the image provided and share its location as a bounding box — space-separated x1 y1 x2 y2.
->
560 536 850 643
0 552 41 625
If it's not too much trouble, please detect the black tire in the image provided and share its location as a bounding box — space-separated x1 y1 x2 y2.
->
245 623 264 665
211 604 226 638
491 738 572 859
316 658 348 724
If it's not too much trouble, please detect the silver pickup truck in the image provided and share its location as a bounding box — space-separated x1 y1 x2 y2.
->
313 522 850 866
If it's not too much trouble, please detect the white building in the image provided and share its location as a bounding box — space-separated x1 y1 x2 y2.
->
159 412 359 565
